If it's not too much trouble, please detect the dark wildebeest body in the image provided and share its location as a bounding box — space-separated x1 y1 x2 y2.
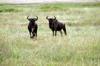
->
46 16 67 36
27 16 38 38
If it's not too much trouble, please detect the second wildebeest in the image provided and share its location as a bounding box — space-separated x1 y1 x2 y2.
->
27 16 38 38
46 16 67 36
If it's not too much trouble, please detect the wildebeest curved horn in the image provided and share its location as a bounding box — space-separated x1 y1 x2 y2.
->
27 16 31 21
27 16 29 20
35 15 38 21
46 16 49 20
54 16 56 19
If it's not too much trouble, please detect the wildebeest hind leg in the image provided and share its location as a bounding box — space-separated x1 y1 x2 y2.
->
63 27 67 35
60 30 63 36
52 30 54 36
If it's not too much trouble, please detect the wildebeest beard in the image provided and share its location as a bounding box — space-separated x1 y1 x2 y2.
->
32 21 35 26
49 22 52 28
49 19 56 29
31 22 35 33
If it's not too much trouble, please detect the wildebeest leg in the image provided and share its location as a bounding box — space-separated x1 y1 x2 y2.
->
52 30 54 36
34 32 37 37
60 30 63 36
35 29 37 37
55 30 57 36
36 32 37 37
29 31 32 38
31 28 35 38
32 31 36 38
63 27 67 35
33 33 35 37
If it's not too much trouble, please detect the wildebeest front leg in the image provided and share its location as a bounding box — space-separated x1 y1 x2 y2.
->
52 30 54 36
31 28 34 38
33 33 35 37
55 30 57 36
29 31 32 38
36 33 37 37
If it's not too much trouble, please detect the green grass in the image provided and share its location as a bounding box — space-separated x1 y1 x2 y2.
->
0 8 23 12
0 3 100 26
0 3 100 66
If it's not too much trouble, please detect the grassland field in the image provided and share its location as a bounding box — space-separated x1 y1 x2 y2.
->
0 3 100 66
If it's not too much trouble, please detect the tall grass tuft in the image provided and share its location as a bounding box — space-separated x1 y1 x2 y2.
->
40 5 68 12
0 8 23 12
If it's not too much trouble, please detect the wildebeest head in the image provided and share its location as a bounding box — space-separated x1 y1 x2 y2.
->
46 16 56 28
27 16 38 25
27 15 38 21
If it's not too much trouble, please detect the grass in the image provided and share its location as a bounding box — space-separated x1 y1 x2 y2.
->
0 7 23 12
0 3 100 66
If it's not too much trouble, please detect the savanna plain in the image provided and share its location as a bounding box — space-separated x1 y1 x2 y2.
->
0 3 100 66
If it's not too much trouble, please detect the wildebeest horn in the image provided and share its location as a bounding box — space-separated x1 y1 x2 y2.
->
27 16 29 20
46 16 48 20
27 16 31 21
35 15 38 21
54 16 56 19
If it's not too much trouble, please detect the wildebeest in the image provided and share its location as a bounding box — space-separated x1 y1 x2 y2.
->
27 16 38 38
46 16 67 36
